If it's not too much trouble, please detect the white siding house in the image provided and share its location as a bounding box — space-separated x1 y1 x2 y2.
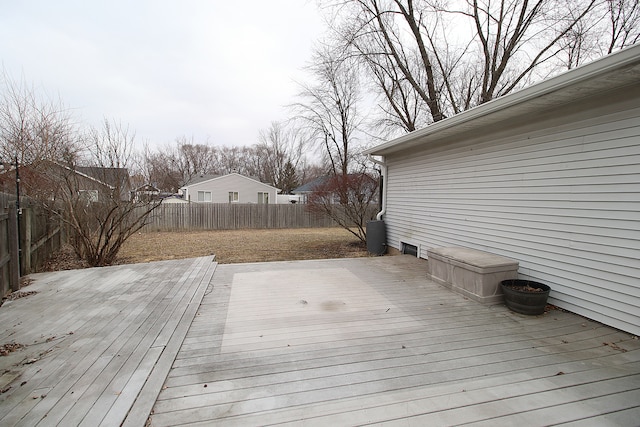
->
180 173 280 204
366 45 640 336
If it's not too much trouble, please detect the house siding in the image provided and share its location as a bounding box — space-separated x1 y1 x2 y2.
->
384 101 640 335
183 174 278 204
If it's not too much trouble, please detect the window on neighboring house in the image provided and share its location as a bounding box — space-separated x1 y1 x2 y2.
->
78 190 98 203
197 191 212 202
228 191 239 203
257 192 269 204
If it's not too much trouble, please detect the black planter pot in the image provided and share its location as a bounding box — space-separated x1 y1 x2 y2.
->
501 279 550 315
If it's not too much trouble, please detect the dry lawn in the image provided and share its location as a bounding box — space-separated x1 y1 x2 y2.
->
117 227 375 264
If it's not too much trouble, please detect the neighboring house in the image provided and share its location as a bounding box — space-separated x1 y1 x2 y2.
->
291 176 331 204
180 172 280 204
291 174 379 205
365 45 640 336
0 161 131 202
75 166 132 201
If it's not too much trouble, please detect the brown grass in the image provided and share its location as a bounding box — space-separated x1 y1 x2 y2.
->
116 227 375 264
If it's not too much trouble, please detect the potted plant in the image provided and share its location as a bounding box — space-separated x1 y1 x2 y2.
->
501 279 550 315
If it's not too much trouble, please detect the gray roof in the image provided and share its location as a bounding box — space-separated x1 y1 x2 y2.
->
183 174 220 186
183 173 264 187
75 166 130 189
291 176 331 194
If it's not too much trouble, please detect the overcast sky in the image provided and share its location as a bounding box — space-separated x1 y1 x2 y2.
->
1 0 326 149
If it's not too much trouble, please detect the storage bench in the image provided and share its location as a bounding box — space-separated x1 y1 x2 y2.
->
427 247 519 304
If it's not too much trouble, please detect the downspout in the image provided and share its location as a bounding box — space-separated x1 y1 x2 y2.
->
368 154 387 220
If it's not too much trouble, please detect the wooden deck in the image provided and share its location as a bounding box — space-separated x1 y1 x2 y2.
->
1 255 638 426
152 256 640 426
0 256 217 426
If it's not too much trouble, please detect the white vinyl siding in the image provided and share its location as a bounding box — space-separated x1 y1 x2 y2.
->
383 106 640 335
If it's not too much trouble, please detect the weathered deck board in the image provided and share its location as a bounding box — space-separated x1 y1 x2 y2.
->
0 256 216 426
152 256 640 426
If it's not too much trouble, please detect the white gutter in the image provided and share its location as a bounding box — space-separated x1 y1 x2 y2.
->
368 154 387 221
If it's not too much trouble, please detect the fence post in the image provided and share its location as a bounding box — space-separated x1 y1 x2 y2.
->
22 207 32 274
8 204 20 291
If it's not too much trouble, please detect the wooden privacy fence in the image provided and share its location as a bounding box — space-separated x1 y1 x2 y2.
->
1 193 65 296
140 203 341 231
0 205 20 296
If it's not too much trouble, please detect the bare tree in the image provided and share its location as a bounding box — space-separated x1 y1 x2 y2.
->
0 72 81 165
460 0 596 103
142 145 183 192
89 118 134 170
292 46 364 176
330 0 448 129
297 159 329 186
41 119 160 267
324 0 627 131
307 172 379 242
605 0 640 53
215 145 249 175
557 16 598 69
173 136 217 184
255 121 305 191
290 44 381 237
359 34 432 132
